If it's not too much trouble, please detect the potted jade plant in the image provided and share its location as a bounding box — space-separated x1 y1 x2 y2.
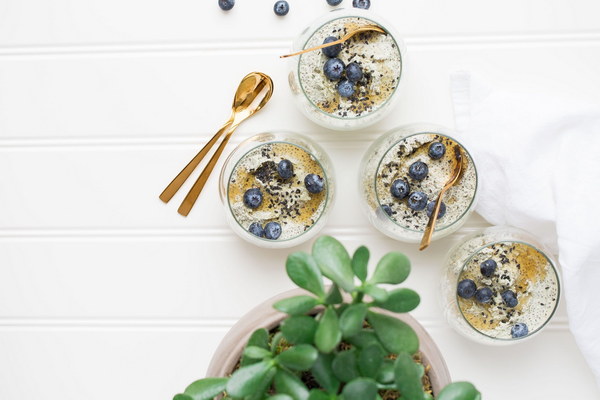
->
174 236 480 400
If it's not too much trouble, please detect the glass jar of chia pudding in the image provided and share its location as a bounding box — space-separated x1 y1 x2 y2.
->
359 124 478 243
441 226 561 345
219 132 335 248
288 8 406 131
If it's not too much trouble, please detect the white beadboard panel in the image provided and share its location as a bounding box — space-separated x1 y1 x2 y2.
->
0 0 599 48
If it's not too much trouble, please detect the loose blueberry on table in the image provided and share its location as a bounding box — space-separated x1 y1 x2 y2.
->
273 0 289 16
352 0 370 9
327 0 343 5
218 0 234 11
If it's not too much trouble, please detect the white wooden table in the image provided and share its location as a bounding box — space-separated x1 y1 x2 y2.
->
1 1 599 399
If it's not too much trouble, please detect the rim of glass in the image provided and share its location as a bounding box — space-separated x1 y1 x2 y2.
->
226 140 330 243
373 131 479 233
455 239 561 342
297 13 403 121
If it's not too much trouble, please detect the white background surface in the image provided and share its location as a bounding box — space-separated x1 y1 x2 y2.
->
1 1 599 399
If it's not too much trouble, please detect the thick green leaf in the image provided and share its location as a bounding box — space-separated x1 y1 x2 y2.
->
315 307 342 353
226 360 274 398
351 246 370 282
310 353 340 394
276 344 318 371
376 360 394 383
345 330 383 350
358 344 384 379
173 394 193 400
363 284 389 303
281 315 318 344
331 350 359 383
312 236 355 292
274 296 320 315
286 252 326 298
366 311 419 355
339 303 368 337
341 378 378 400
324 284 343 305
369 252 411 285
183 377 227 400
240 328 269 367
266 395 294 400
274 369 310 400
243 346 272 360
246 367 277 400
394 353 425 400
375 288 420 313
436 382 481 400
307 390 330 400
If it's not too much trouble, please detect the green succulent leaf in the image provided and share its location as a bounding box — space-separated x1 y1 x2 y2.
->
310 353 340 394
286 252 326 298
266 395 294 400
246 367 278 400
312 236 355 292
351 246 370 282
240 328 270 367
274 296 320 315
281 315 318 344
182 377 227 400
376 360 395 383
315 306 342 353
345 329 383 350
363 284 389 303
394 353 425 400
366 311 419 354
358 344 384 379
331 349 359 383
436 382 481 400
339 303 368 338
374 288 420 313
369 252 411 285
324 284 343 305
226 360 274 398
307 390 330 400
341 377 378 400
274 369 310 400
173 394 193 400
276 344 318 371
243 346 272 360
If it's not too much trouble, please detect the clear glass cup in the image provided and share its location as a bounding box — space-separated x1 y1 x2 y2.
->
359 123 478 243
441 226 561 345
219 132 335 249
287 8 406 131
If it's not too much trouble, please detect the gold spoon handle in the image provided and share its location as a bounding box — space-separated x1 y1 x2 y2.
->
159 119 233 203
419 190 446 251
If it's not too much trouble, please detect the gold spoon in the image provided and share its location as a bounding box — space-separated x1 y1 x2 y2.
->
419 145 465 251
159 72 273 205
280 24 386 59
177 72 274 216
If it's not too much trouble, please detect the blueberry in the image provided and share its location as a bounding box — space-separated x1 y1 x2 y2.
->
390 179 410 199
408 161 429 181
327 0 343 5
273 0 289 16
322 36 342 58
407 191 428 211
381 204 393 216
304 174 325 194
457 279 477 299
243 188 263 209
426 201 446 219
480 259 497 277
501 290 518 308
248 222 265 238
264 222 282 240
337 80 355 98
346 62 363 82
352 0 370 9
277 159 294 179
474 287 493 304
218 0 235 11
428 142 446 160
323 58 345 80
511 323 529 338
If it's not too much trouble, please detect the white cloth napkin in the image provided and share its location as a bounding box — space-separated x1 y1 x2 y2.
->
450 72 600 386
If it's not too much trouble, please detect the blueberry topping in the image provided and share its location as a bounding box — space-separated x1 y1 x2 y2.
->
327 0 343 5
428 142 446 160
277 159 294 180
381 204 393 216
264 222 282 240
323 58 345 80
243 188 263 209
390 179 410 199
218 0 235 11
304 174 325 194
511 323 529 338
407 191 428 211
501 290 518 308
426 201 446 219
248 222 265 238
352 0 370 9
273 0 289 15
408 161 429 181
480 259 497 277
337 80 355 98
474 287 493 304
457 279 477 299
322 36 342 58
346 62 363 82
